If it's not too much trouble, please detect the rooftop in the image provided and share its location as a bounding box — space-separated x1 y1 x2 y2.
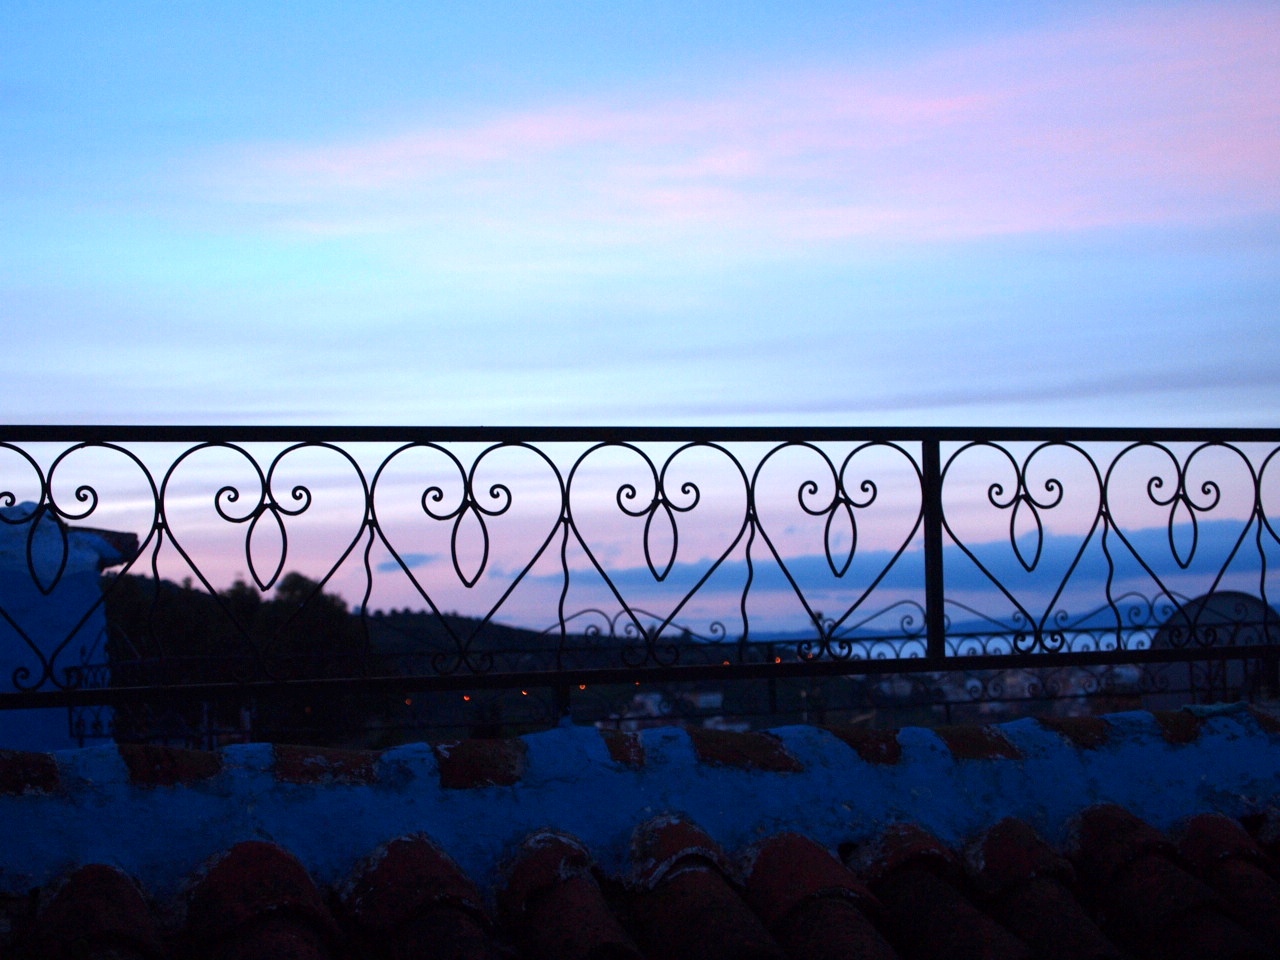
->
4 706 1280 958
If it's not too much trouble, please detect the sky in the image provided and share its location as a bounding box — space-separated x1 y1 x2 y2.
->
2 0 1279 426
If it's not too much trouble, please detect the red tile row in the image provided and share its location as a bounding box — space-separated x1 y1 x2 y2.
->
9 805 1280 960
7 711 1275 796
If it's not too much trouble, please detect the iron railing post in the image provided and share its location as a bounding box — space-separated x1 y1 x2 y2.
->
921 438 947 663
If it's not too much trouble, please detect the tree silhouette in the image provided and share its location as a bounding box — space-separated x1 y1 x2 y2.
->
104 572 382 747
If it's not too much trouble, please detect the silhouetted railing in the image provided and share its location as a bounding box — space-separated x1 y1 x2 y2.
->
1 427 1278 742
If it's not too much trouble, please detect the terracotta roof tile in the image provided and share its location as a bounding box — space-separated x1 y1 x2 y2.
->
846 822 962 887
852 826 1030 960
986 872 1121 960
11 807 1280 960
183 841 340 959
741 832 877 927
626 816 784 960
1150 709 1207 745
685 727 804 772
1067 803 1178 888
1179 813 1280 952
821 724 903 764
742 833 897 960
965 819 1121 960
37 864 161 960
965 817 1075 895
434 737 527 789
118 744 222 787
1242 805 1280 862
629 814 735 889
342 834 487 931
1035 714 1112 749
932 724 1023 760
1179 812 1274 875
4 710 1280 959
341 835 494 960
771 896 900 960
500 830 596 917
1068 805 1269 960
627 866 785 960
205 916 334 960
599 729 644 767
499 831 640 960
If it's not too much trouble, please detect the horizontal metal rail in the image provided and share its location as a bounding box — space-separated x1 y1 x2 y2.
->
4 425 1280 442
4 643 1277 711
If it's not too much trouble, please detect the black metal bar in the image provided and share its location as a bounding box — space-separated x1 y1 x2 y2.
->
921 439 947 661
3 425 1279 443
5 642 1277 710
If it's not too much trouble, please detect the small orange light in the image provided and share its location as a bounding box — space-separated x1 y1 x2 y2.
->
722 660 730 666
463 695 471 702
521 690 528 696
634 681 641 686
404 698 413 706
774 656 782 664
578 683 587 690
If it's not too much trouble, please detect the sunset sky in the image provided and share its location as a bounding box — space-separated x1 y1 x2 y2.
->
3 1 1278 427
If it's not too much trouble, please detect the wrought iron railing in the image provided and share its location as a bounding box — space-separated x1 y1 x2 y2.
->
1 427 1278 742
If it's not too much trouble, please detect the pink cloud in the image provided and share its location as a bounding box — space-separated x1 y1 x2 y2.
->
226 4 1280 243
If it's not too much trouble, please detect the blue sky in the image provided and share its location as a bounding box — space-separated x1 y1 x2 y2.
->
3 1 1278 426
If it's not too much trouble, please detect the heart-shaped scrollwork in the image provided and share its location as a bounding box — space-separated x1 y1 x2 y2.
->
942 441 1103 653
1 442 156 692
566 441 749 665
753 441 923 658
1104 441 1258 646
161 442 369 678
372 442 565 675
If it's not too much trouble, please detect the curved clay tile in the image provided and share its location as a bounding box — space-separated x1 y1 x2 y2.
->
964 818 1122 960
183 840 340 960
37 864 162 960
1067 805 1269 960
742 832 898 960
499 830 641 960
1243 805 1280 863
627 815 785 960
846 824 1030 960
1179 813 1280 953
1065 803 1177 891
844 822 963 888
1180 812 1277 878
629 813 737 890
340 834 495 960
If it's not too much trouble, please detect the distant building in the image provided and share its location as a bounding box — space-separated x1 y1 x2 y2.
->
0 503 135 750
1147 590 1280 709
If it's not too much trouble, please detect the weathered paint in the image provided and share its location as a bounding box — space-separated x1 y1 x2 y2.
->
0 709 1277 903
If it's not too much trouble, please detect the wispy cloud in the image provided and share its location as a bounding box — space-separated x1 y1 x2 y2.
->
376 552 437 573
213 5 1280 247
